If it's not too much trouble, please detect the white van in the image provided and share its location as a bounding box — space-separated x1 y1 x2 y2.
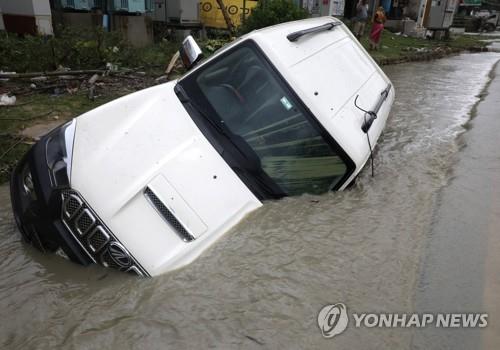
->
10 17 394 277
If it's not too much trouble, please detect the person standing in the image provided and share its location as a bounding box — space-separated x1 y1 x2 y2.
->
353 0 369 40
369 6 386 50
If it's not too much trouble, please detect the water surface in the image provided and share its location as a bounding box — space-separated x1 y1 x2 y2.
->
1 52 499 349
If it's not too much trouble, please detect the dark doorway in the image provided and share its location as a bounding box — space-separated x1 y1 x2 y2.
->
344 0 358 19
3 15 37 35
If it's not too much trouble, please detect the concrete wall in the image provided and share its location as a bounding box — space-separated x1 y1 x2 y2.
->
0 0 34 16
0 6 4 30
112 15 153 47
34 0 54 35
406 0 421 20
153 0 167 22
0 0 53 35
59 12 99 27
32 0 52 16
53 11 153 47
35 15 53 35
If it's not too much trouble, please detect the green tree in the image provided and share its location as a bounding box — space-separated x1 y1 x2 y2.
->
239 0 309 34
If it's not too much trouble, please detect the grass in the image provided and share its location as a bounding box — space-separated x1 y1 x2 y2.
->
0 27 179 75
0 92 121 183
0 31 233 185
356 30 490 63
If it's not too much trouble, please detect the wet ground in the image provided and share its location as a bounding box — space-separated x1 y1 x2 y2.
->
1 52 500 349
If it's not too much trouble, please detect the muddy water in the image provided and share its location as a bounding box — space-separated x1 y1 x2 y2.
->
1 53 500 350
412 57 500 350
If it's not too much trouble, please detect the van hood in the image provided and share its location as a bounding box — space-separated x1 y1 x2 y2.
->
70 82 261 276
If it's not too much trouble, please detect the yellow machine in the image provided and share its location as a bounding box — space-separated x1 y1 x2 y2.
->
200 0 259 28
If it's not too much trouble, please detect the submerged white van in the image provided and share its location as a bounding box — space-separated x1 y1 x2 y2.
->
10 17 394 277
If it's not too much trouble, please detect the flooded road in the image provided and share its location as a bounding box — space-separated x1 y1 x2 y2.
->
1 52 500 349
412 56 500 349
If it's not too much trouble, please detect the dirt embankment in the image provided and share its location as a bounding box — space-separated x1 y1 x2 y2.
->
376 45 490 65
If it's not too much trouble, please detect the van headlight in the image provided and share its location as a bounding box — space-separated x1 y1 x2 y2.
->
46 120 77 187
19 163 36 200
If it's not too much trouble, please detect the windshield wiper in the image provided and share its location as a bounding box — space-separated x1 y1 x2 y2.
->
287 22 342 42
174 84 285 199
176 85 238 143
174 84 262 168
175 84 228 136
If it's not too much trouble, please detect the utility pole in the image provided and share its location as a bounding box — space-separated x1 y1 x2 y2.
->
216 0 235 34
243 0 247 24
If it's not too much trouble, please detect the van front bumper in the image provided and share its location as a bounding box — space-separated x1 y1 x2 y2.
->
10 131 148 276
10 137 93 266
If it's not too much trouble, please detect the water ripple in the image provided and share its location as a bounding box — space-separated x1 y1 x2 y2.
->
1 52 499 349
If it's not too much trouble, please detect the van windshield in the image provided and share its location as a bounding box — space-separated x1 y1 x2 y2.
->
178 40 352 196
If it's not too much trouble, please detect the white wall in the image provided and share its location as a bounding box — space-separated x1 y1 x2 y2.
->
32 0 52 16
35 16 53 35
33 0 53 35
0 0 53 35
153 0 167 22
0 0 52 16
0 5 4 30
0 0 34 16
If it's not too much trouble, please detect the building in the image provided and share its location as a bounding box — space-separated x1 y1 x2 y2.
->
4 1 156 46
51 0 154 47
0 0 53 35
0 5 5 31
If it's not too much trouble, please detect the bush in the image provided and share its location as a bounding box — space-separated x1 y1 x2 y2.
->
239 0 309 35
0 27 179 73
0 27 129 72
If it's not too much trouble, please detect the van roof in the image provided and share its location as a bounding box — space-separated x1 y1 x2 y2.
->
245 17 347 68
250 16 340 37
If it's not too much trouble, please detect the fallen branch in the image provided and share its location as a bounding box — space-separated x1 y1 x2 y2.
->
88 74 100 85
165 51 180 76
0 137 26 160
0 110 53 121
87 74 100 101
216 0 235 35
0 70 105 79
111 74 144 80
0 102 29 108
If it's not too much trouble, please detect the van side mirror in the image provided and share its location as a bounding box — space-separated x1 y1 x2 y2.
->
180 36 203 70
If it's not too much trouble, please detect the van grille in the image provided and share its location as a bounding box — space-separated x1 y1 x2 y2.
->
87 226 110 253
61 189 147 276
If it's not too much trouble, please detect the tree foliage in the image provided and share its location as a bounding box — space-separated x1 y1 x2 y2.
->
239 0 309 34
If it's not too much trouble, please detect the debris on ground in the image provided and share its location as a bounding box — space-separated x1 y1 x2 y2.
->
0 60 190 182
0 64 183 104
0 94 16 106
20 120 63 141
165 51 180 78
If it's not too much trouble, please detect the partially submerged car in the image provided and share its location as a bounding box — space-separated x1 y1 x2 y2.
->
10 17 394 277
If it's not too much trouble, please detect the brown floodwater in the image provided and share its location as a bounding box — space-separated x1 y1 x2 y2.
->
1 52 499 349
